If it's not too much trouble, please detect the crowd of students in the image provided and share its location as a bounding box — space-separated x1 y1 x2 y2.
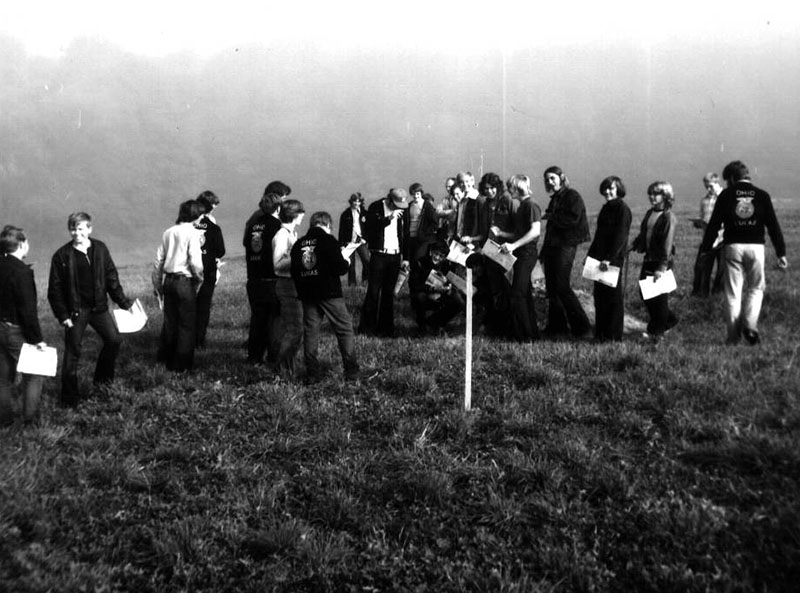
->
0 160 787 425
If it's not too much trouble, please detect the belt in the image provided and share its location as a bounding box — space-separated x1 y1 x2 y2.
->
372 249 400 255
165 273 192 280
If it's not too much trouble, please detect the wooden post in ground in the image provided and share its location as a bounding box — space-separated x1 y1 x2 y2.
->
464 266 472 411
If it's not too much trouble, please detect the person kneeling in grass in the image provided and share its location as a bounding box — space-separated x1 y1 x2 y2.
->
290 211 360 383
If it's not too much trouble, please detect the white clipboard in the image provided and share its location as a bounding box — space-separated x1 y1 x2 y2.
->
113 298 148 333
17 344 57 377
582 256 621 288
639 270 677 300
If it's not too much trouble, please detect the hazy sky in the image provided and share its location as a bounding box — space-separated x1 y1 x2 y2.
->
3 1 798 58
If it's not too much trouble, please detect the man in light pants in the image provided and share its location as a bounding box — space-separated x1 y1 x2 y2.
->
700 160 788 344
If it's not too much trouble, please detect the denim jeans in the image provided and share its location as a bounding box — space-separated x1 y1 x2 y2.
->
158 275 197 372
61 308 121 405
0 323 44 424
360 252 401 337
509 250 540 341
639 262 678 336
347 243 371 286
246 278 281 364
692 245 724 297
303 298 359 378
541 245 590 336
276 278 303 375
723 243 765 342
195 274 217 347
593 280 625 341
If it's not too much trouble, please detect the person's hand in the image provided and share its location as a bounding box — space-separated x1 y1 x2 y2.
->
489 225 501 239
599 260 609 272
35 341 47 351
778 256 788 270
401 260 410 272
500 243 513 254
653 270 663 282
62 319 74 329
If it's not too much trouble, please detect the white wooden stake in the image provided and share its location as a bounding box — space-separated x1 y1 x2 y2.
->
464 266 473 411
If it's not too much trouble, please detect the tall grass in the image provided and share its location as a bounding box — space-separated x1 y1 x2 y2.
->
2 207 798 592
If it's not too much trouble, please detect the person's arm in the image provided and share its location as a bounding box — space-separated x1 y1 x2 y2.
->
17 267 44 344
188 231 204 283
272 229 292 275
607 203 633 266
654 213 678 278
102 244 132 310
47 251 71 324
152 239 166 296
700 193 725 252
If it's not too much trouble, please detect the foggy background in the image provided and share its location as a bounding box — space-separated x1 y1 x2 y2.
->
1 28 798 266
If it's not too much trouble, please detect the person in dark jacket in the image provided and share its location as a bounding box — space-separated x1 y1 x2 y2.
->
194 190 226 348
587 176 632 342
406 183 439 264
408 241 465 334
541 166 592 339
243 191 283 364
699 160 788 344
338 192 370 286
631 181 679 342
359 188 410 337
291 211 360 382
47 212 133 406
0 226 47 425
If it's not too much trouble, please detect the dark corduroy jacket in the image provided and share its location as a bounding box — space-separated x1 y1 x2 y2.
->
47 239 132 323
0 255 43 343
543 187 591 248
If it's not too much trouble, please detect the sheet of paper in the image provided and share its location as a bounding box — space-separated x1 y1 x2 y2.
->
582 256 621 288
113 298 148 333
341 241 364 261
446 241 472 267
17 344 57 377
425 269 448 291
446 271 476 296
481 239 517 272
639 270 677 300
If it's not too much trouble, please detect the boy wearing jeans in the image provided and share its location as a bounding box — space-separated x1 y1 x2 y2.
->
291 212 359 382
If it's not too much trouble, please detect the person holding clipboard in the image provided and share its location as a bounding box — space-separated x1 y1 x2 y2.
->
586 176 632 342
0 226 47 425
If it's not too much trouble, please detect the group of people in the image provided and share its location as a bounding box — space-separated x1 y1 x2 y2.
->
341 161 787 348
0 160 788 424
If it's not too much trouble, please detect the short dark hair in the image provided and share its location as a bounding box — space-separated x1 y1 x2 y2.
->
310 211 333 228
722 161 750 184
409 182 423 195
599 176 626 198
264 180 291 197
259 192 282 215
196 190 219 213
176 200 202 224
68 212 92 229
0 225 26 254
349 192 363 204
279 199 305 223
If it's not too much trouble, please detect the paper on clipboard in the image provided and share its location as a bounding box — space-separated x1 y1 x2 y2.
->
482 239 516 272
447 241 472 267
113 298 148 333
582 256 621 288
341 240 364 261
17 344 57 377
639 270 677 300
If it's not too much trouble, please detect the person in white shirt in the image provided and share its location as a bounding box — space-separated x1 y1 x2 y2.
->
272 199 306 377
152 200 204 372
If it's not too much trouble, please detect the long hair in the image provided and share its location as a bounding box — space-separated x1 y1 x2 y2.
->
647 181 675 210
599 176 627 198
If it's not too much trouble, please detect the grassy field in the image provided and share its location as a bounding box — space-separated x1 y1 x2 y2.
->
1 208 798 592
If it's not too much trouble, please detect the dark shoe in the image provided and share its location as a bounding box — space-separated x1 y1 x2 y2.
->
743 329 761 345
